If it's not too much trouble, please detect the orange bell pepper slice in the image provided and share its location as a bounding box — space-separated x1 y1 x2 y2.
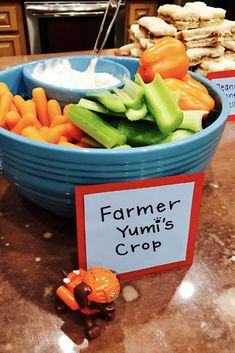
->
183 74 209 94
138 37 190 83
164 77 215 111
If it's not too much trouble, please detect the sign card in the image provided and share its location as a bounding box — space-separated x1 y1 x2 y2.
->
207 70 235 121
75 173 204 280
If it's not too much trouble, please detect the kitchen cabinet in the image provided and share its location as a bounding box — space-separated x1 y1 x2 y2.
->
0 2 27 56
125 1 158 42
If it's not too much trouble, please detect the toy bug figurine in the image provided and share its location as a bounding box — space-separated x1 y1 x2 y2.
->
56 267 120 340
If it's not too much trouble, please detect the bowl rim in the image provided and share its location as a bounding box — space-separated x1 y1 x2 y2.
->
0 59 230 156
22 55 130 93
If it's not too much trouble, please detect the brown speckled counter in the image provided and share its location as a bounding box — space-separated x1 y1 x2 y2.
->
0 53 235 353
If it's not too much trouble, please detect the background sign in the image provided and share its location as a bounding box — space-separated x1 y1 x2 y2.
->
75 173 204 280
207 70 235 121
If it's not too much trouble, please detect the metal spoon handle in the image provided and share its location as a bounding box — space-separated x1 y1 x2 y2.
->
93 0 122 56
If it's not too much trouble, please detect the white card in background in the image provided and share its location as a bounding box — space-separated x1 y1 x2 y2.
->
207 70 235 121
76 173 204 280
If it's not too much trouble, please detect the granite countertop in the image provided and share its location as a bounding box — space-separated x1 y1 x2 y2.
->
0 53 235 353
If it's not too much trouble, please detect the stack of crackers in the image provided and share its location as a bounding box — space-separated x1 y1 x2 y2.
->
118 1 235 75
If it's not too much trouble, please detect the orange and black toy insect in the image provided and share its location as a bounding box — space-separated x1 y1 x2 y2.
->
56 267 120 340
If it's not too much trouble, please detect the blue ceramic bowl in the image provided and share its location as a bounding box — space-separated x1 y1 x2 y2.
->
0 56 229 219
23 55 130 106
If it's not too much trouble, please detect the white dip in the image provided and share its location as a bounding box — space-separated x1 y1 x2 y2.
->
31 58 121 89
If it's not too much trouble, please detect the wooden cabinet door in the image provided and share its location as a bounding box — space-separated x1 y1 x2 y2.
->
125 2 158 42
0 34 21 56
0 6 18 31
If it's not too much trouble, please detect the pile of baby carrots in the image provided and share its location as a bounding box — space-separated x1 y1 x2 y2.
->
0 82 94 148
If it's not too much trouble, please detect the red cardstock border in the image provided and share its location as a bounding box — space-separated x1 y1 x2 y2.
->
206 70 235 121
75 172 205 280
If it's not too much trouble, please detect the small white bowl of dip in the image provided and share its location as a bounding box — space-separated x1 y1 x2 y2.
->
23 55 130 106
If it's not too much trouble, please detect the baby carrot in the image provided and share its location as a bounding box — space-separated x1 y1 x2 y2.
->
50 114 68 127
32 87 49 126
76 141 91 148
0 82 9 96
22 99 41 128
11 112 36 134
47 99 62 124
10 102 19 112
58 141 80 148
13 95 26 116
5 111 21 129
59 136 69 143
21 126 47 142
23 99 37 118
66 122 85 141
39 126 48 133
0 90 13 127
40 123 68 144
63 103 73 116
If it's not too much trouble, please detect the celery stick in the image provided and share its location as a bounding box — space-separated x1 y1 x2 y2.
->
78 98 124 117
135 73 183 135
179 110 208 132
78 98 109 114
113 77 144 109
142 113 155 122
125 104 148 121
86 91 126 113
113 144 132 149
159 129 194 144
118 119 165 147
67 105 127 148
81 136 104 148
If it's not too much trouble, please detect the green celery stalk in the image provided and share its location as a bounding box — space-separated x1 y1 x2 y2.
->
67 105 127 148
179 110 208 132
113 144 132 149
78 98 124 117
80 136 104 148
135 73 183 135
113 77 144 109
142 113 155 122
125 103 148 121
86 91 126 113
118 119 165 147
78 98 109 113
159 129 194 144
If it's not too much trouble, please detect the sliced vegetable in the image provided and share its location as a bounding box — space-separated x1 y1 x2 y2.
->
21 126 47 142
78 98 123 117
86 91 126 113
5 111 21 129
159 129 194 144
40 123 69 144
79 97 147 122
179 110 208 132
11 112 37 134
113 77 144 109
13 95 26 116
47 99 62 124
0 82 9 96
67 105 127 148
138 36 190 83
136 73 183 135
0 90 13 128
80 136 104 148
58 141 80 148
113 144 132 149
32 87 50 126
50 114 68 127
118 119 165 147
125 104 148 121
164 77 215 111
183 74 209 93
